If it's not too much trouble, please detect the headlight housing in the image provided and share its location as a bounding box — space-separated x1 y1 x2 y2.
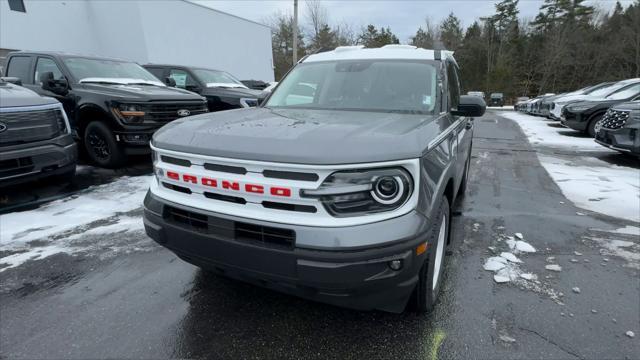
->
301 167 413 217
566 103 594 112
112 103 146 124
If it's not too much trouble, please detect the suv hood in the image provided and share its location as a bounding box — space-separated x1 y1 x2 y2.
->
0 82 59 108
153 107 444 165
78 82 204 101
201 86 262 99
611 101 640 111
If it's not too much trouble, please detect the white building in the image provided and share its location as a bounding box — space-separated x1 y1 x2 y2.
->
0 0 274 81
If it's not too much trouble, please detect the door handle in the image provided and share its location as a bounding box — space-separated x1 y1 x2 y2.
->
465 121 473 129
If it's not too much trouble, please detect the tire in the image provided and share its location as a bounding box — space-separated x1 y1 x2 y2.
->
413 196 450 313
458 153 471 197
83 121 126 168
587 114 603 138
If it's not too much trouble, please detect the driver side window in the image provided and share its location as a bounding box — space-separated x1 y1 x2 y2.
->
169 69 198 89
34 58 64 84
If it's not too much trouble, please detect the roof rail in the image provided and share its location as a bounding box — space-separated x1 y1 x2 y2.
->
334 45 365 52
381 44 417 50
434 50 441 60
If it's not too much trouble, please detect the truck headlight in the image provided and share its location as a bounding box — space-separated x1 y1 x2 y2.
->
112 103 146 124
566 103 593 112
301 167 413 217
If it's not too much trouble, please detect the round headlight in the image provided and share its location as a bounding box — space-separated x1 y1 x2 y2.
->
371 175 405 205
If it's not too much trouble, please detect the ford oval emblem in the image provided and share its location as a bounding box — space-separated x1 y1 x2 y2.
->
0 122 7 133
177 109 191 117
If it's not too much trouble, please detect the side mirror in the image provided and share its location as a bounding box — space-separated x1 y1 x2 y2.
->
165 77 176 87
40 72 68 95
185 84 202 93
0 77 22 86
452 95 486 117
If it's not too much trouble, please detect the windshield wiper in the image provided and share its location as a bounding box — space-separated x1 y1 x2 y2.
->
81 80 122 85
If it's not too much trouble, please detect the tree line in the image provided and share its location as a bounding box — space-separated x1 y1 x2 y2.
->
267 0 640 99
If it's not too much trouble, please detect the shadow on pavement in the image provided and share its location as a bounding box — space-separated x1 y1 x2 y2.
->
0 155 152 214
171 269 437 359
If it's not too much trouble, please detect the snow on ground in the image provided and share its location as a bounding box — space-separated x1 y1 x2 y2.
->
0 176 152 271
501 111 639 223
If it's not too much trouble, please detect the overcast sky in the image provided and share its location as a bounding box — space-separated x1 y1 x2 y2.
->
194 0 632 42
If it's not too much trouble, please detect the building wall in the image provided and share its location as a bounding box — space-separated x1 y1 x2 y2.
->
0 0 274 81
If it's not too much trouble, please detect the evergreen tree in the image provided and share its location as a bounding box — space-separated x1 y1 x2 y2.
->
439 13 463 50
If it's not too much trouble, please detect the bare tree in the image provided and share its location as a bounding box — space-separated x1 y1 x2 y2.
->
305 0 328 42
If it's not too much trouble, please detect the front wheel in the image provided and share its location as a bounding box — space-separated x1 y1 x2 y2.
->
413 196 450 313
587 114 603 138
84 121 126 168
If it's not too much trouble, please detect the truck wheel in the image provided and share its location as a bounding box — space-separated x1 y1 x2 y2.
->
84 121 126 168
413 196 450 313
587 115 603 138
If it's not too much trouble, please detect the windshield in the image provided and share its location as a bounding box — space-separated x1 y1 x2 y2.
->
192 69 246 88
266 60 438 114
589 82 635 98
63 57 160 83
605 83 640 100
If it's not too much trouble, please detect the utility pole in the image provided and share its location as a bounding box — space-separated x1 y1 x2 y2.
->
293 0 298 65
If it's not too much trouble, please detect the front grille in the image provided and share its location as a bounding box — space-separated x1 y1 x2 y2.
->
0 109 64 146
144 102 208 123
0 157 34 178
601 109 630 130
164 206 295 249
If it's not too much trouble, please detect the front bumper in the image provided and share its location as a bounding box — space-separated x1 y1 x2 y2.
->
0 134 77 187
143 191 432 313
595 127 640 155
561 111 588 131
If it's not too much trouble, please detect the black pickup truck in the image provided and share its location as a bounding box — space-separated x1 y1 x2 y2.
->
143 64 263 112
0 78 77 187
143 45 485 313
3 52 208 168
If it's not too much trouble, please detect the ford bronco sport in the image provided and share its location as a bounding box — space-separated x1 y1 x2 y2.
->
143 45 486 313
3 52 208 168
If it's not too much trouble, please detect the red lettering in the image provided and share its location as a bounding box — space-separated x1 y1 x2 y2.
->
201 178 217 187
183 175 197 184
271 187 291 197
167 171 179 180
245 184 264 194
222 180 240 191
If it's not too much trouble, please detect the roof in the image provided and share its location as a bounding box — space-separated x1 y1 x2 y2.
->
9 51 132 62
181 0 270 29
303 45 455 63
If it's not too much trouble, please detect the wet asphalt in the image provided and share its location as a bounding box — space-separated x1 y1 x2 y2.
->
1 111 638 359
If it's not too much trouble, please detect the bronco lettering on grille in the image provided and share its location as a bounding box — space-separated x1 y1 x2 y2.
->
164 171 292 197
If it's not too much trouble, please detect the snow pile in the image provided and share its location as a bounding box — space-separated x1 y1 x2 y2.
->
484 233 536 283
501 111 639 223
0 176 153 271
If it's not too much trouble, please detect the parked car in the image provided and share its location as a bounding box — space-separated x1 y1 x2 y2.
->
562 82 640 136
543 83 613 119
3 52 207 168
550 79 640 120
0 77 77 187
143 45 486 313
514 97 530 111
594 100 640 156
143 64 263 112
490 93 504 107
467 91 485 100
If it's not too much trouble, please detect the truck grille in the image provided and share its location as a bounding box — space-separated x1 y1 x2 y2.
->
601 109 630 130
144 102 208 123
0 157 34 178
164 206 295 249
0 108 65 147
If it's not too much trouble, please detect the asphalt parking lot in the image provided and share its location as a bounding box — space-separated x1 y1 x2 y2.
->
1 110 638 359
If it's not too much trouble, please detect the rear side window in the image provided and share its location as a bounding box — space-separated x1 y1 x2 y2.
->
35 58 64 84
169 69 198 89
146 67 165 81
6 56 31 83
